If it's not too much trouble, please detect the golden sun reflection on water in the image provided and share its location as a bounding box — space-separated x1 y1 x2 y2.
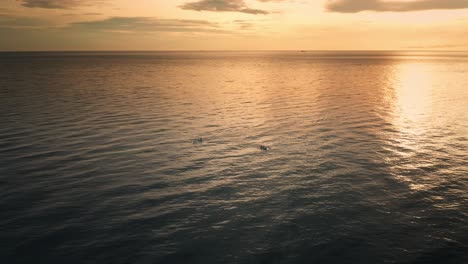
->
395 62 434 125
391 62 438 191
387 60 468 193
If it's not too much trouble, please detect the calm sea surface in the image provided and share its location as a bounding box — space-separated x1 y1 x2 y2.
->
0 51 467 263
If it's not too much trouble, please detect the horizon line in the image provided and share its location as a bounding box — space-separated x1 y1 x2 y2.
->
1 49 467 52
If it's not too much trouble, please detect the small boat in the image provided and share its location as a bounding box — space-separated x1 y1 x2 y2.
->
260 145 270 151
193 137 203 144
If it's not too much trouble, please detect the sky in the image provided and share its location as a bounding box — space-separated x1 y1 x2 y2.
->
1 0 468 50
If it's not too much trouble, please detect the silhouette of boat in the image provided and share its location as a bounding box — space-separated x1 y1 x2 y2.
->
260 145 270 151
193 138 203 144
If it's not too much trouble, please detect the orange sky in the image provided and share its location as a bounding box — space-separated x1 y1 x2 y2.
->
1 0 468 50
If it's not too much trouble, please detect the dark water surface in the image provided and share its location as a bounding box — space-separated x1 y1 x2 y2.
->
0 51 467 263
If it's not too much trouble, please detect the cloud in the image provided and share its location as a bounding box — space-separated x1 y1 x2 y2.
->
405 44 464 49
327 0 468 13
0 14 51 29
69 17 226 33
232 19 255 30
179 0 269 14
18 0 106 9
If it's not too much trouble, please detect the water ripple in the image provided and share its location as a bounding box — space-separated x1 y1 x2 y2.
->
0 51 467 263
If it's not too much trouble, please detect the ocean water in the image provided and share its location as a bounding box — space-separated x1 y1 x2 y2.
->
0 51 467 264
